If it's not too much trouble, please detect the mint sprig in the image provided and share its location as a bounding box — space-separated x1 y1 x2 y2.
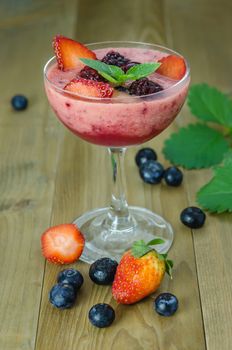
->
163 83 232 213
80 58 160 85
131 239 173 277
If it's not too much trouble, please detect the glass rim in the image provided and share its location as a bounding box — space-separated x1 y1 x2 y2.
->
43 40 190 102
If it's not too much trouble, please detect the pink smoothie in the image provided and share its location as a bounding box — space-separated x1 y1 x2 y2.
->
45 47 190 147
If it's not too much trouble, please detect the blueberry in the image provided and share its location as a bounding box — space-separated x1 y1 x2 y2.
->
11 95 28 111
139 160 164 184
154 292 178 316
89 258 118 285
57 269 84 292
49 283 76 309
180 206 206 228
88 303 115 328
135 148 157 167
164 166 183 186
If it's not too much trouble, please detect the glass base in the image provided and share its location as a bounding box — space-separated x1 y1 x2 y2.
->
73 206 174 264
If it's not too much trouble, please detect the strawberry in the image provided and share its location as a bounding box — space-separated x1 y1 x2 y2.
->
112 239 173 304
64 78 114 98
41 224 85 264
156 55 186 80
53 35 96 71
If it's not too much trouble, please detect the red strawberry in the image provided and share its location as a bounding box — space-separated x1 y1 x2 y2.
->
41 224 85 264
156 55 186 80
53 35 96 71
112 239 173 304
64 78 114 98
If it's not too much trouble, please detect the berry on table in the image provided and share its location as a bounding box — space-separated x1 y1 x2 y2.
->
11 95 28 111
139 160 164 184
129 78 163 96
135 148 157 167
180 207 206 228
154 292 178 316
101 50 130 67
49 283 76 309
79 66 106 82
89 257 118 285
57 269 84 292
88 303 115 328
41 223 85 264
164 166 183 186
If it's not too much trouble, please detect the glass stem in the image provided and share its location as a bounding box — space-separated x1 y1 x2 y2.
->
107 147 130 227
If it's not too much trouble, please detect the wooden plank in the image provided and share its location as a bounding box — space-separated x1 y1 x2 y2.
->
36 0 206 349
165 0 232 349
0 1 78 349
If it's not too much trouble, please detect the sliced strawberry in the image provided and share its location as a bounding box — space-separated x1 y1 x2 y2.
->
64 78 114 98
41 224 85 264
53 35 96 71
156 55 186 80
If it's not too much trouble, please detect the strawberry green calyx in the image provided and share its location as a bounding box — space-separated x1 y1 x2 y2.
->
131 239 173 278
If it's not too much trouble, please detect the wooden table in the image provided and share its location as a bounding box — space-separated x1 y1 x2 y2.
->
0 0 232 349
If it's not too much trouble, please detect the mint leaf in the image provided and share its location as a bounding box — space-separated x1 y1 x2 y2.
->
80 58 123 80
197 151 232 213
188 84 232 127
80 59 161 84
163 123 230 169
126 63 161 80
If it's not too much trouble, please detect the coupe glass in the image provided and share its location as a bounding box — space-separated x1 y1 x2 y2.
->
44 41 190 263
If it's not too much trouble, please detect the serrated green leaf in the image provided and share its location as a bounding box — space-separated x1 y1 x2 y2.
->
163 123 230 169
188 84 232 127
126 62 161 80
197 153 232 213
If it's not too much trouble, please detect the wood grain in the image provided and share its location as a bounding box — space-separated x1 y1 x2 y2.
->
1 0 232 349
36 1 205 349
165 1 232 349
0 1 78 349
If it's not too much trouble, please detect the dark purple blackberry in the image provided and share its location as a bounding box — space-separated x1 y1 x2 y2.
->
79 66 105 82
101 51 130 67
129 78 163 96
122 62 140 72
115 86 128 93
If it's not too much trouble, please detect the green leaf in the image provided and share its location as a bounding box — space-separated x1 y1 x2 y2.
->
163 123 230 169
99 72 118 84
80 59 161 85
197 151 232 213
80 58 123 82
126 62 161 80
147 238 165 246
165 260 174 278
131 240 152 258
188 84 232 127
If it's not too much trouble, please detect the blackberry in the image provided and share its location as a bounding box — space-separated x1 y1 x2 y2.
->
115 86 128 93
129 78 163 96
101 50 130 67
79 66 105 82
122 62 140 72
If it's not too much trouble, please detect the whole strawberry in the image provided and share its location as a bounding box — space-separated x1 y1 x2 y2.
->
112 239 173 304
